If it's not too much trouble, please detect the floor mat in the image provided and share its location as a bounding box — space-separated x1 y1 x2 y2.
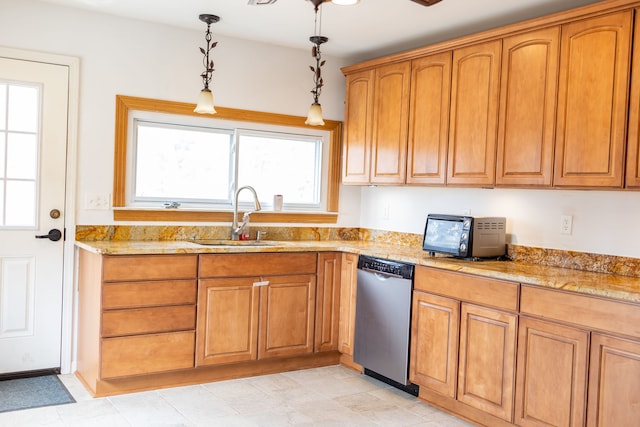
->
0 375 75 413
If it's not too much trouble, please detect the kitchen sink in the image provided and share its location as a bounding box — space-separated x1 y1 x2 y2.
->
191 239 275 247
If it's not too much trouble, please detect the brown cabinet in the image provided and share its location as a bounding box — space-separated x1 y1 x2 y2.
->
343 69 374 184
370 61 411 184
625 10 640 189
496 27 560 187
338 252 358 357
76 251 198 390
315 252 341 352
342 62 410 185
447 40 502 186
554 11 632 188
410 267 518 424
587 333 640 427
409 291 459 398
407 52 451 185
196 253 317 366
457 303 517 422
196 277 260 365
515 316 589 427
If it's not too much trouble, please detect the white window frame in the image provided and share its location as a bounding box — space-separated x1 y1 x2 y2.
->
125 109 330 213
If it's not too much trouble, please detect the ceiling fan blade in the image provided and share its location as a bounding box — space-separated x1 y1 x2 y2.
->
410 0 443 6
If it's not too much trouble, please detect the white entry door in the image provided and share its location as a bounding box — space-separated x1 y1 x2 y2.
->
0 57 69 374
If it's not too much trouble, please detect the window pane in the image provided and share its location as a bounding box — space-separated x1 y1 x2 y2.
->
8 85 38 133
5 180 36 226
134 121 232 201
6 133 37 179
238 133 321 205
0 84 6 130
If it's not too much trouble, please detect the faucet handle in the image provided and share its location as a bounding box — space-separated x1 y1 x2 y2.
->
256 231 268 241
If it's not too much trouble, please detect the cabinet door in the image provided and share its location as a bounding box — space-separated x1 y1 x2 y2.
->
196 277 260 366
338 253 358 356
343 69 374 184
258 275 316 359
315 253 341 352
554 12 632 188
370 61 411 184
407 52 451 185
496 27 559 187
410 291 459 398
515 317 589 427
447 40 501 186
625 10 640 189
587 333 640 427
458 303 517 422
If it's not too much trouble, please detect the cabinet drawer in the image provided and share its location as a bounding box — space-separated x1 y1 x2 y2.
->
102 305 196 337
415 266 519 312
101 331 195 378
103 255 197 282
103 280 196 309
199 253 317 278
520 285 640 339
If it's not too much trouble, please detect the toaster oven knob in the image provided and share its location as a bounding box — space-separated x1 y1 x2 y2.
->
461 232 468 241
460 243 467 253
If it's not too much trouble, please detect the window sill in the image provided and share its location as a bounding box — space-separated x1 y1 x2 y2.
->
113 208 338 224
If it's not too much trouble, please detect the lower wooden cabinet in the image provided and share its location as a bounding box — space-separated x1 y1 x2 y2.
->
258 274 316 359
196 277 260 366
315 253 342 352
101 332 196 378
409 291 459 398
196 253 319 366
338 252 358 356
457 304 517 422
515 317 589 427
410 267 518 425
587 333 640 427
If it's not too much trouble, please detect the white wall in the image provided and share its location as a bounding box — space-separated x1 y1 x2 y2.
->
0 0 358 226
360 186 640 258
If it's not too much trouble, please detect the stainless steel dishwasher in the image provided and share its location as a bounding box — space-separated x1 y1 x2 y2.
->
354 255 418 395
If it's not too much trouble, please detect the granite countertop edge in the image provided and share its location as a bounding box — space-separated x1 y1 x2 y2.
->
75 240 640 304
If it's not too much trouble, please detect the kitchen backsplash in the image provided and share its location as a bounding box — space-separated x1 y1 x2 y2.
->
75 225 640 278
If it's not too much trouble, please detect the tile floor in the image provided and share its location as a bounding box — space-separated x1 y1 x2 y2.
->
0 366 475 427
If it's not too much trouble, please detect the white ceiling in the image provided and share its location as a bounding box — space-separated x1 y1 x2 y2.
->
39 0 604 62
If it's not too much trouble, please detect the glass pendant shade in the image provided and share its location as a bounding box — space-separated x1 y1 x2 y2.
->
305 102 325 126
194 88 216 114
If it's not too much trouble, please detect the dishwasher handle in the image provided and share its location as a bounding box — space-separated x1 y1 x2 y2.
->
359 267 404 279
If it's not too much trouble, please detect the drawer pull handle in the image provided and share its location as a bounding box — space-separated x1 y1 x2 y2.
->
253 280 269 287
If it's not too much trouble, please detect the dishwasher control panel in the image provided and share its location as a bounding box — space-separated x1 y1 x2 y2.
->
358 256 414 280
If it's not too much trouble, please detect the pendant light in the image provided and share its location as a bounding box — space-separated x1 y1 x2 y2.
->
194 14 220 114
305 0 329 126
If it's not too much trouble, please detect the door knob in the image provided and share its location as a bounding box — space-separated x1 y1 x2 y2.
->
35 229 63 242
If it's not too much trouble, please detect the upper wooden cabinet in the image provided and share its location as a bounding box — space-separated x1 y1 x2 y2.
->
370 61 411 184
447 40 502 186
625 10 640 189
343 70 374 184
407 52 452 185
554 11 632 188
496 27 560 187
342 62 410 184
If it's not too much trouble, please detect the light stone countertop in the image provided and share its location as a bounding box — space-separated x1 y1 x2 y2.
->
75 239 640 304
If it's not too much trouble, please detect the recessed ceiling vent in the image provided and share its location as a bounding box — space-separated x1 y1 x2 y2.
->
247 0 278 5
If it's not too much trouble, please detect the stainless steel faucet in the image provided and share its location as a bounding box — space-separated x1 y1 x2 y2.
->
231 185 262 240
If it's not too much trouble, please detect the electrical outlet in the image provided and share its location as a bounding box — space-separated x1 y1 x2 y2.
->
382 204 390 220
84 193 111 210
560 215 573 235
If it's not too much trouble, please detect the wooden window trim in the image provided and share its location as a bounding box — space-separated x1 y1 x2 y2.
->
113 95 342 223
